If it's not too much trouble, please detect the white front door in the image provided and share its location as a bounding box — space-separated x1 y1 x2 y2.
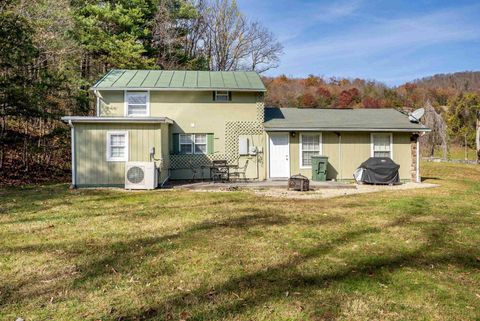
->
269 133 290 178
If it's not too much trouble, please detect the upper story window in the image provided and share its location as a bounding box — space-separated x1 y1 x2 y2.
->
126 91 149 116
371 133 392 158
107 131 128 162
300 134 321 167
179 134 208 154
214 91 231 102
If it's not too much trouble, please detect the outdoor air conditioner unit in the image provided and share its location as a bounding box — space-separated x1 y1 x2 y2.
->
125 162 157 190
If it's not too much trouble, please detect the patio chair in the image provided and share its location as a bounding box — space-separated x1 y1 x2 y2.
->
188 160 197 182
210 160 229 182
229 160 249 181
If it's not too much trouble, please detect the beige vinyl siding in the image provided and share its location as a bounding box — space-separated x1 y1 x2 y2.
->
98 90 265 181
98 90 259 157
286 131 413 181
74 123 168 186
392 133 412 180
98 91 124 116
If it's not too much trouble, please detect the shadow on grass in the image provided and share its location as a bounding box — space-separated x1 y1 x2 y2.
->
421 176 441 182
112 222 479 321
2 172 480 320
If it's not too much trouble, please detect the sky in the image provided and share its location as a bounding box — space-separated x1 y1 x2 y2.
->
238 0 480 86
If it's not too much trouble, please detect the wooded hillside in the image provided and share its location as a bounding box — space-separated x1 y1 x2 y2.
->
0 0 283 185
264 71 480 109
1 1 479 186
263 72 480 160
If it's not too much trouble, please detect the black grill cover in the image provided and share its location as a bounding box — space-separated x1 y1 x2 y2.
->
358 157 400 184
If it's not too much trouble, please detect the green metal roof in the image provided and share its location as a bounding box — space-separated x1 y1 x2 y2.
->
92 69 266 91
264 108 431 132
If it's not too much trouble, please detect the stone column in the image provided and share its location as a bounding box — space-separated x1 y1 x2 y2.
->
410 134 419 182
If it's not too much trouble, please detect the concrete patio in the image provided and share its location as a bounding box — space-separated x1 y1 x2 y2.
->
172 180 357 191
169 179 438 199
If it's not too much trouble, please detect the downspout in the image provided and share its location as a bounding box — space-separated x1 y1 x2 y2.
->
93 90 100 116
338 133 342 180
160 169 170 188
68 120 76 188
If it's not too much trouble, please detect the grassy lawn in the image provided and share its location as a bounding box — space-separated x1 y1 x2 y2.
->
433 144 478 161
1 162 480 321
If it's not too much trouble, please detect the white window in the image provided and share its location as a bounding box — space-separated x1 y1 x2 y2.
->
180 134 194 154
179 134 208 154
194 134 207 154
300 134 322 168
214 91 230 102
125 91 149 116
107 131 128 162
371 133 392 158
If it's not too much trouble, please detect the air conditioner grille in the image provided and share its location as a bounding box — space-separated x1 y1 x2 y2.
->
127 166 144 184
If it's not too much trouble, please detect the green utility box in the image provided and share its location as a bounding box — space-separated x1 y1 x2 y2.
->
311 155 328 181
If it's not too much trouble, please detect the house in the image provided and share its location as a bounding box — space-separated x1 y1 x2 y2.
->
61 69 430 188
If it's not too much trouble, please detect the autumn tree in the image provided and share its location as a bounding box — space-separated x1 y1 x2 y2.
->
297 93 318 108
447 93 480 148
337 88 360 108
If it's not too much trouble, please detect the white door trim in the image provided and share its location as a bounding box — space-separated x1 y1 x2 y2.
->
268 132 290 179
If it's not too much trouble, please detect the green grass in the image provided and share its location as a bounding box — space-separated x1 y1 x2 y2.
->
1 162 480 321
433 144 478 160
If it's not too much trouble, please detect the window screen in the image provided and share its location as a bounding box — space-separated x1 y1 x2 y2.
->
301 135 320 167
214 91 230 102
372 134 391 158
126 92 148 116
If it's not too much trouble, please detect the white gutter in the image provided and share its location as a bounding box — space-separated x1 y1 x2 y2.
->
67 120 76 188
61 116 174 124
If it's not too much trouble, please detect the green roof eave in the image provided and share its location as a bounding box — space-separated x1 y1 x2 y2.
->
264 127 431 132
263 107 431 132
91 69 266 92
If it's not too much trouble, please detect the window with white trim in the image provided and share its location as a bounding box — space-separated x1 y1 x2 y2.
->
126 91 148 116
214 91 230 102
194 134 207 154
300 134 321 167
107 131 128 161
372 133 392 158
180 134 207 154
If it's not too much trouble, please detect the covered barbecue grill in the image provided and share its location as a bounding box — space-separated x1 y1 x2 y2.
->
353 157 400 185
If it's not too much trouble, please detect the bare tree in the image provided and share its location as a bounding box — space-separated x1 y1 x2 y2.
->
420 101 448 159
248 22 283 72
202 0 282 72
